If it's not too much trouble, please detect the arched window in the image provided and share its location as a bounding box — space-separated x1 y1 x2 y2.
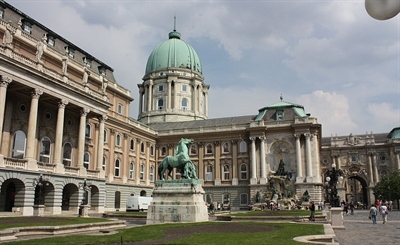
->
150 145 154 156
222 142 230 154
223 193 231 206
240 163 248 180
12 130 26 159
102 155 106 171
140 164 145 180
104 129 108 143
190 144 197 155
206 144 213 154
150 166 154 182
181 98 188 111
222 164 230 180
116 134 121 147
160 146 167 156
85 124 91 138
141 142 145 153
129 162 135 179
158 99 164 110
39 137 51 163
239 141 247 153
115 159 121 177
240 193 248 205
206 165 213 181
117 103 123 114
63 142 72 166
83 152 90 169
130 139 135 151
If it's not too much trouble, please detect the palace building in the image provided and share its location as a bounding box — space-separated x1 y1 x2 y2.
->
0 1 399 216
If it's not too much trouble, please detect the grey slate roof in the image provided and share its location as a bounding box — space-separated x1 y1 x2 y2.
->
148 115 256 131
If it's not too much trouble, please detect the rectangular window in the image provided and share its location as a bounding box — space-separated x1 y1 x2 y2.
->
68 49 75 58
117 104 123 114
0 7 4 19
182 85 187 92
23 22 32 33
276 111 284 120
47 36 55 47
158 85 164 92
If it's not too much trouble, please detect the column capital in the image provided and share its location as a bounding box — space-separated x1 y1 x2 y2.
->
0 75 12 87
249 137 256 141
58 99 69 108
294 133 301 139
81 108 90 116
214 141 220 146
258 136 266 141
31 89 43 99
99 114 108 122
304 132 311 138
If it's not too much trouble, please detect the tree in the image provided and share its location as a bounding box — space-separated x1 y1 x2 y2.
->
374 170 400 209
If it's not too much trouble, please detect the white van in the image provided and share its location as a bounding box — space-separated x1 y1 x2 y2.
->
126 196 153 211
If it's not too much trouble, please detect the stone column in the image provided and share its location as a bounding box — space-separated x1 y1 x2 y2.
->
53 100 69 167
193 83 197 112
250 137 257 184
368 153 374 185
138 87 143 114
0 76 12 146
204 90 208 116
214 141 221 186
396 151 400 170
77 108 90 170
148 80 153 112
372 153 379 183
167 80 172 110
259 136 267 184
231 140 238 185
304 133 313 181
97 115 107 171
26 89 43 159
144 85 148 112
294 134 303 182
313 133 321 182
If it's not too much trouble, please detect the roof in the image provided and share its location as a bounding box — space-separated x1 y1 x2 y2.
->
145 30 202 75
148 115 256 131
255 100 307 121
387 126 400 139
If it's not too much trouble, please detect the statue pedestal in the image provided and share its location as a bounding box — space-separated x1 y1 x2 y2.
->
331 207 345 229
33 205 45 216
146 179 209 225
79 205 90 217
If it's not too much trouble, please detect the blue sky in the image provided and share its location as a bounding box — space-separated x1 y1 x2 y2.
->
8 0 400 136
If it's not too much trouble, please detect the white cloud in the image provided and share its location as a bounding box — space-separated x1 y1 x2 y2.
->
297 91 358 136
367 102 400 132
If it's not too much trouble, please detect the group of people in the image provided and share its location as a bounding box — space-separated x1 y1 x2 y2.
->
207 202 223 216
341 200 356 215
369 200 390 224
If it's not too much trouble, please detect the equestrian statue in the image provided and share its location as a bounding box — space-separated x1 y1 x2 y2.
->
158 138 198 180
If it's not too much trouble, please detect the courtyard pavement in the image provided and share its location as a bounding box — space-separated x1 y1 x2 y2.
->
333 209 400 245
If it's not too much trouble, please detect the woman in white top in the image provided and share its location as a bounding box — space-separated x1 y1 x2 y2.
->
380 202 388 224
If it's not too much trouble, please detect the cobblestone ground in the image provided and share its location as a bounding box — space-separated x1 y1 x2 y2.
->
334 209 400 245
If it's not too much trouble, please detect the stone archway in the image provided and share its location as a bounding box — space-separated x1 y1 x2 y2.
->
0 178 25 212
345 175 368 209
61 183 79 212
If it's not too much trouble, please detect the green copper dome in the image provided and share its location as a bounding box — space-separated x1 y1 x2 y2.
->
145 30 202 75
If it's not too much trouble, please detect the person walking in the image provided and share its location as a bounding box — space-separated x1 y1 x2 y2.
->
380 202 388 224
369 204 378 224
309 201 315 222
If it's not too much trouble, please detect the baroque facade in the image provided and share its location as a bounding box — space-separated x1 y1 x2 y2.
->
0 2 399 216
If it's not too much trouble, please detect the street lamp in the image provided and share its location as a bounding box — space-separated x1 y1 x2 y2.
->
324 163 344 207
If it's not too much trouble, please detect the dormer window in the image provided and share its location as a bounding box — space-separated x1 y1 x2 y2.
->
83 57 92 68
98 66 106 75
47 36 55 47
68 48 75 58
276 110 284 120
22 21 32 33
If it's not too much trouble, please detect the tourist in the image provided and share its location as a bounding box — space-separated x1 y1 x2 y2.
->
369 204 377 224
309 201 315 222
380 202 388 224
209 202 215 216
349 201 355 215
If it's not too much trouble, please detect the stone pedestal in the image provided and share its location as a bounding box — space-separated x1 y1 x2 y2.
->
79 205 90 217
33 205 45 216
331 207 345 229
146 179 209 225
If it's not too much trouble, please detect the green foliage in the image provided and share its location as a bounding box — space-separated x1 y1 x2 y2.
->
4 222 324 245
232 210 321 217
373 170 400 201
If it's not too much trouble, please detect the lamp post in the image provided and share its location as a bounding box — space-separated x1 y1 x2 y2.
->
324 163 344 207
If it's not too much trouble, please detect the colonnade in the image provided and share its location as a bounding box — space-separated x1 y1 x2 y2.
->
249 132 321 184
0 74 107 173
